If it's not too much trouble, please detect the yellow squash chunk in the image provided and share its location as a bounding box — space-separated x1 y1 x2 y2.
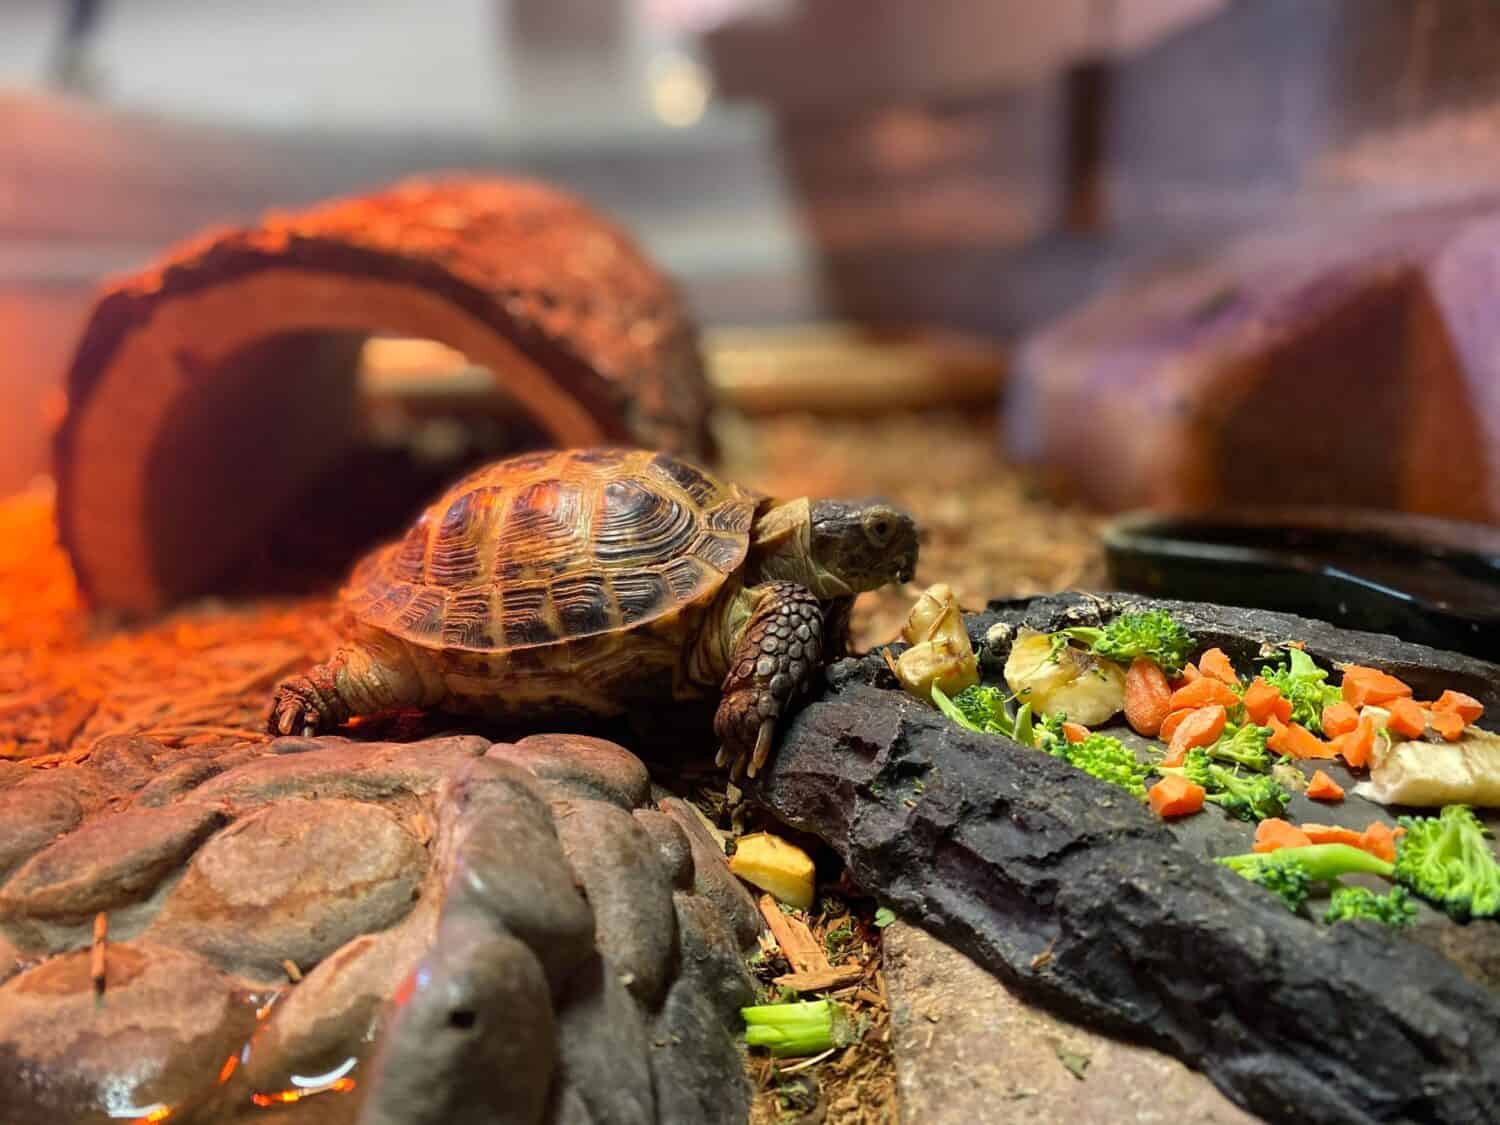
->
730 832 816 910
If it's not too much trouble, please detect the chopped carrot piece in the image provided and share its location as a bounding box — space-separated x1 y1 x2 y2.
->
1301 820 1403 862
1305 770 1345 801
1429 710 1466 742
1158 745 1186 769
1431 689 1484 724
1253 818 1313 853
1266 716 1336 759
1243 677 1293 725
1197 647 1239 685
1340 665 1413 708
1359 821 1400 864
1149 775 1205 818
1320 702 1359 738
1334 715 1376 769
1168 704 1227 762
1168 663 1201 692
1061 722 1091 744
1300 823 1364 848
1167 676 1239 713
1124 657 1174 737
1386 697 1427 740
1158 708 1194 743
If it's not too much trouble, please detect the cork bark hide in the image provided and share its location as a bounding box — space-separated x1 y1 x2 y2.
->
1008 199 1500 524
53 177 712 614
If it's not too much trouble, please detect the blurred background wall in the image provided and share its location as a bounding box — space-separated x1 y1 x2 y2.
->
7 0 1500 493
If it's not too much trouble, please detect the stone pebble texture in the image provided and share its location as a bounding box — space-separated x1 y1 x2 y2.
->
0 731 758 1124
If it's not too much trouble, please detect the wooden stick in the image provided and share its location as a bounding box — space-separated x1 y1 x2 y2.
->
757 895 830 975
772 964 865 993
91 912 108 1000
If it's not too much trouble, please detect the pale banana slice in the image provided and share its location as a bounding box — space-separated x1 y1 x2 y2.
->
1003 629 1126 728
1355 725 1500 807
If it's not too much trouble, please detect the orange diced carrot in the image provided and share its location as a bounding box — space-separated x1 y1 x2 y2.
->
1149 775 1206 818
1431 689 1483 725
1062 722 1091 744
1253 818 1313 854
1169 662 1202 692
1340 665 1414 708
1124 657 1174 737
1386 697 1427 740
1159 708 1194 744
1305 770 1345 801
1243 677 1293 725
1320 702 1359 738
1167 677 1239 713
1168 705 1228 762
1197 647 1239 686
1300 823 1364 848
1334 715 1376 769
1267 716 1336 760
1359 821 1401 864
1429 710 1466 742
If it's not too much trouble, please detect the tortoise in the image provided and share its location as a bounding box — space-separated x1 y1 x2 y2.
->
268 447 918 777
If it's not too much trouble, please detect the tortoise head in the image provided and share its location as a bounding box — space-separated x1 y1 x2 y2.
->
807 499 919 595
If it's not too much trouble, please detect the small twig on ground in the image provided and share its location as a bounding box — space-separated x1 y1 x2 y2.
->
758 895 830 975
778 1047 839 1075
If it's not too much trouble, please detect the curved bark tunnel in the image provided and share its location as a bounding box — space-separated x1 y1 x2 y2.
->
52 177 713 614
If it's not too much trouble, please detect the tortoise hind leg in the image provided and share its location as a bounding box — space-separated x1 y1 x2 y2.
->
268 640 442 736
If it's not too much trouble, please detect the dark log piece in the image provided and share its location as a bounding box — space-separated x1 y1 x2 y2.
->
53 177 712 614
754 594 1500 1124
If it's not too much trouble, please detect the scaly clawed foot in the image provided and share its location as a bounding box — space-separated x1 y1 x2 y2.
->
713 582 824 781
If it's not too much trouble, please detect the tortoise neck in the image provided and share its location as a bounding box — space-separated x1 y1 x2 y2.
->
748 499 855 599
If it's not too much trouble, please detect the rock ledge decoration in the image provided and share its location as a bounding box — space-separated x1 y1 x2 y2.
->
53 177 712 614
1009 199 1500 522
0 732 759 1124
755 593 1500 1125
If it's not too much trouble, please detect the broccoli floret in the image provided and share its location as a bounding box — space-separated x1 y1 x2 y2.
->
1062 610 1195 675
1324 885 1416 928
1218 843 1395 912
1219 851 1313 911
1159 748 1288 822
1205 722 1272 772
1052 733 1153 800
1393 805 1500 922
1037 710 1068 747
1259 648 1342 734
945 683 1011 733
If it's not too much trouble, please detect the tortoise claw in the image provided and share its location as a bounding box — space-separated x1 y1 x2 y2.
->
747 721 775 778
267 675 328 737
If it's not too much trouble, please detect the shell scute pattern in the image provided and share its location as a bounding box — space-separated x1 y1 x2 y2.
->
345 448 758 653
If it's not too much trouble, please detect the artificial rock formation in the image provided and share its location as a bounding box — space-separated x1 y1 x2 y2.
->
0 732 757 1125
1010 200 1500 522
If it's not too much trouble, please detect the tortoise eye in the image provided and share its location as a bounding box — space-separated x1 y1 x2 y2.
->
865 513 895 545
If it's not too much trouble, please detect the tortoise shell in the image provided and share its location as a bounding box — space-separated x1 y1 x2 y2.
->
342 448 762 653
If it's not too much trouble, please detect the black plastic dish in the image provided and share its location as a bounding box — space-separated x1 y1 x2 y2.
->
1102 507 1500 662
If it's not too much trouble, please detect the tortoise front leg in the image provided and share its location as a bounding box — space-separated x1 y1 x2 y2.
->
714 582 823 781
268 640 440 736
